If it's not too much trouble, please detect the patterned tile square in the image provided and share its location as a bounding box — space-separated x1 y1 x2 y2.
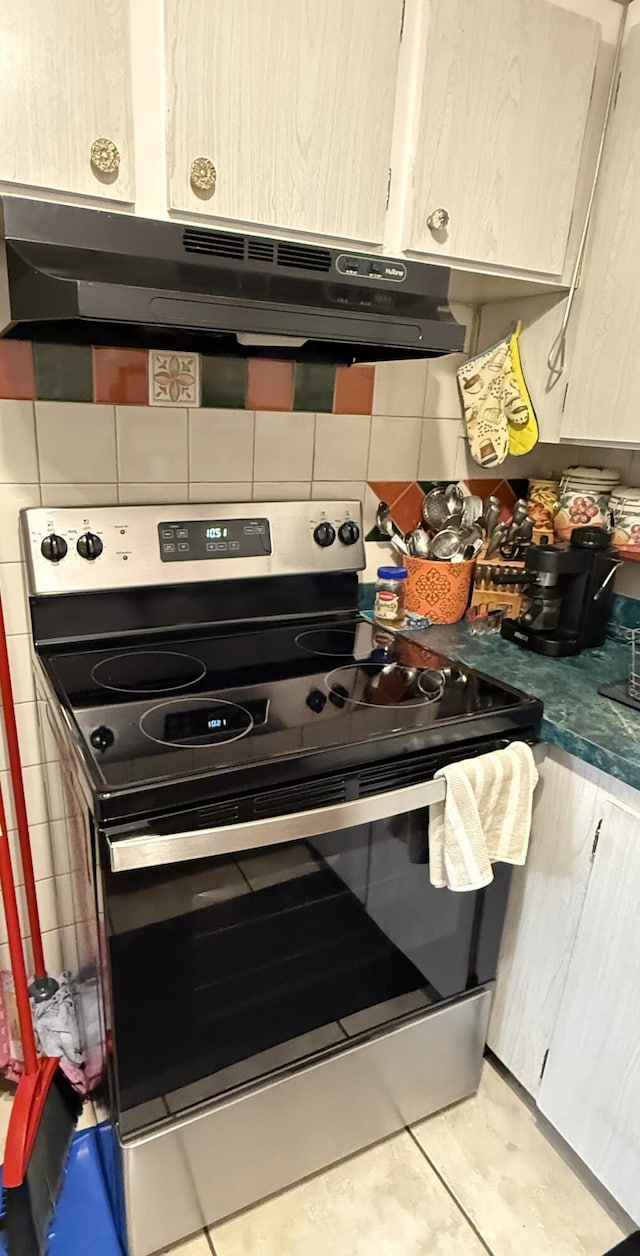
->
247 360 294 411
0 341 35 400
149 351 200 406
33 343 93 402
201 356 248 408
389 482 424 534
333 365 375 415
93 347 148 404
294 363 336 412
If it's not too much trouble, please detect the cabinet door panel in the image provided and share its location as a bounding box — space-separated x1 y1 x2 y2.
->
0 0 134 202
539 800 640 1224
165 0 402 242
561 25 640 443
488 750 601 1097
407 0 598 273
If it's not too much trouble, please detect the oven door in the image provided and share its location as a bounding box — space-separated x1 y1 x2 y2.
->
103 774 513 1138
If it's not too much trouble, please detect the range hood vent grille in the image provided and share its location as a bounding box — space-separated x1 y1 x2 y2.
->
277 241 331 272
182 227 244 259
182 225 332 274
247 238 275 263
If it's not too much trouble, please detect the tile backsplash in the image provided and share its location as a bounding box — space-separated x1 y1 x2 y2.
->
1 346 640 967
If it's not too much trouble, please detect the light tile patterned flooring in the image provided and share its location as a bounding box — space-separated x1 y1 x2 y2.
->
0 1061 631 1255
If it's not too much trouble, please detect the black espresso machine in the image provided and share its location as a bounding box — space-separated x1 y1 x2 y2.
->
501 526 622 657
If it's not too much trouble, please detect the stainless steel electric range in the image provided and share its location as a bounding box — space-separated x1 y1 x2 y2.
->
21 500 542 1256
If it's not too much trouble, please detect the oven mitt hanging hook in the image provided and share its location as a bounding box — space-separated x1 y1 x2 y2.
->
456 321 538 467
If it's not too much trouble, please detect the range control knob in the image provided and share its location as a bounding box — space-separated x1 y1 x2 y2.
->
313 521 336 548
77 532 104 561
90 726 114 752
306 687 327 714
338 520 360 546
40 534 68 563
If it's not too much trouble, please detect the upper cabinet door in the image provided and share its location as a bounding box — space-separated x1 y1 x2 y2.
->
406 0 599 274
165 0 403 243
561 25 640 444
0 0 134 203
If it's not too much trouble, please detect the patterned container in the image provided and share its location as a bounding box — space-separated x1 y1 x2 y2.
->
610 488 640 559
405 556 474 624
527 478 560 529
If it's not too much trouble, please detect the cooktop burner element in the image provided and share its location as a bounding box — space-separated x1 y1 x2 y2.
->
324 662 430 708
295 621 397 659
140 697 254 748
91 650 207 695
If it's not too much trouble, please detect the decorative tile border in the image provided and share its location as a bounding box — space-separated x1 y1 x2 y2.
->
0 341 375 415
364 476 528 540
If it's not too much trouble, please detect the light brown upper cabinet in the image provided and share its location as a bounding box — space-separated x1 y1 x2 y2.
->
406 0 599 275
164 0 403 243
0 0 134 203
561 24 640 444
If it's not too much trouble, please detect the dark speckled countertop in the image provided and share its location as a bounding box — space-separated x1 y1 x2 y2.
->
360 587 640 791
404 624 640 791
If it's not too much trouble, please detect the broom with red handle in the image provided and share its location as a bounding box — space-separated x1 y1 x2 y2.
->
0 594 57 1002
0 772 81 1254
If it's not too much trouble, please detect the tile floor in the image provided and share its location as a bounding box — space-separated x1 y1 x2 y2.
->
0 1060 631 1255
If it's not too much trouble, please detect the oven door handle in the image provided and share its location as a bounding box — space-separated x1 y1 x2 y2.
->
107 742 545 872
108 777 445 872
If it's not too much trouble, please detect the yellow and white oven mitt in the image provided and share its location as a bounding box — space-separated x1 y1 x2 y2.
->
456 322 538 467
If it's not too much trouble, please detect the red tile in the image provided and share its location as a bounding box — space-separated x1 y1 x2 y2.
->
333 365 374 415
0 341 35 399
246 359 293 411
391 482 425 534
93 347 149 404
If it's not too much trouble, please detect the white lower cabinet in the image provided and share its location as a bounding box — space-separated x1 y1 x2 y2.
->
487 749 602 1096
490 748 640 1222
538 799 640 1225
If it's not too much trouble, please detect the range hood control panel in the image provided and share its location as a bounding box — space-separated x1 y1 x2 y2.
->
21 500 365 596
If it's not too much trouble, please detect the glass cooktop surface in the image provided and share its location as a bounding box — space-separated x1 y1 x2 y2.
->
43 616 529 795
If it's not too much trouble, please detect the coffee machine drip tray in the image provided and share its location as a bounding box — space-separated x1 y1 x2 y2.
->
501 617 585 658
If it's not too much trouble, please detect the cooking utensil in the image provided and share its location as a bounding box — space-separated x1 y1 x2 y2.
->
430 527 466 561
462 494 483 528
512 499 529 525
406 527 431 559
421 488 450 532
377 501 409 555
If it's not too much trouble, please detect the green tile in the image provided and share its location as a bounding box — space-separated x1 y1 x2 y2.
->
201 356 248 408
293 363 336 413
33 343 93 402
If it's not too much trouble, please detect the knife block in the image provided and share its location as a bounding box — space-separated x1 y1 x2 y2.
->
467 548 527 622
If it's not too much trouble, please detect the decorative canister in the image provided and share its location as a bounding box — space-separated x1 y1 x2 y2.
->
553 466 620 541
527 478 560 530
404 555 474 624
610 486 640 558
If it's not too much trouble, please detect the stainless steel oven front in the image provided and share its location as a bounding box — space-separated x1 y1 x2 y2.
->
96 762 520 1256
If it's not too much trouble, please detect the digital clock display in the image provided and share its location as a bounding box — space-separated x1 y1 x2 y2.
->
158 518 272 561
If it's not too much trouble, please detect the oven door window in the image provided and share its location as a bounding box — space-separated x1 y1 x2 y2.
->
105 810 509 1135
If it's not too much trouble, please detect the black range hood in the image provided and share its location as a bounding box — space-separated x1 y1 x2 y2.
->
0 197 466 364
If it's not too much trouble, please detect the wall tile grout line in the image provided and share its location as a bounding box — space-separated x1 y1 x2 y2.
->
405 1125 496 1256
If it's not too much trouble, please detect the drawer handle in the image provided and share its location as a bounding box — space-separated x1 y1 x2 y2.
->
90 137 120 176
190 156 217 196
427 208 450 233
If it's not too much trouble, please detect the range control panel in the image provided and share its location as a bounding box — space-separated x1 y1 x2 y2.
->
21 500 364 596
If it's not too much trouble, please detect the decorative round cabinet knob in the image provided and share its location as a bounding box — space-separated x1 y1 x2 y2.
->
90 137 121 176
190 156 217 196
427 208 450 233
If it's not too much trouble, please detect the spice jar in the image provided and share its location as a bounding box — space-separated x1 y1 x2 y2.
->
374 566 408 627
